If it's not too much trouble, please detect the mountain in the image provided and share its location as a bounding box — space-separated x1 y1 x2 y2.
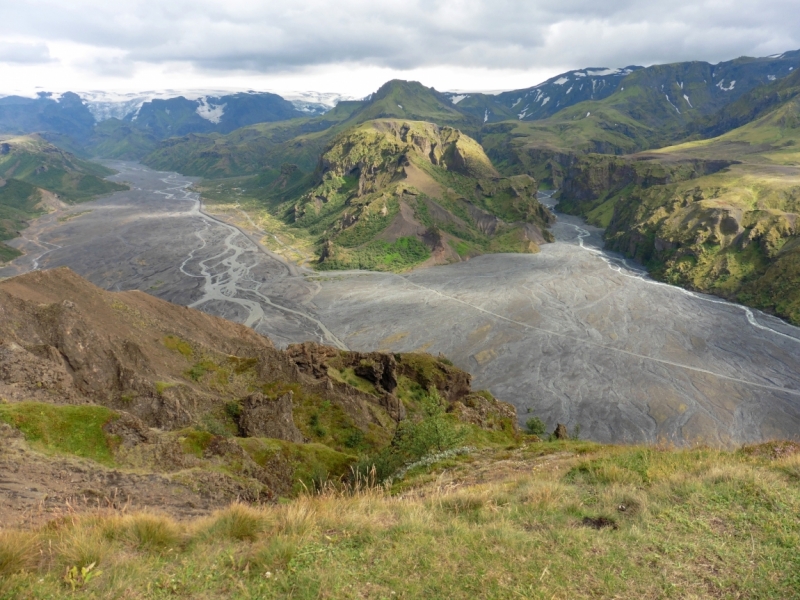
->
87 118 160 160
0 135 127 260
445 65 643 123
0 266 516 510
126 92 306 138
284 119 553 271
687 67 800 139
139 80 478 179
0 91 316 160
0 92 96 142
478 51 800 185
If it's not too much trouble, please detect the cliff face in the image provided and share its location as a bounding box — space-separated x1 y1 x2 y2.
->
556 154 800 325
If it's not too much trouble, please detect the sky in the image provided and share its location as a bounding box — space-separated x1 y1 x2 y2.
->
0 0 798 99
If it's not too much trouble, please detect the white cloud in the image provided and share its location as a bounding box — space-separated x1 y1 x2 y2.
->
0 40 53 64
0 0 797 95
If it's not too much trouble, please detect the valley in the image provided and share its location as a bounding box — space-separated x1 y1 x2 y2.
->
2 162 799 446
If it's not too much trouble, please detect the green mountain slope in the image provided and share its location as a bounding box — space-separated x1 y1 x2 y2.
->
688 68 800 139
86 118 160 160
0 178 41 260
481 54 800 185
556 88 800 324
0 135 126 201
280 119 552 271
0 135 128 262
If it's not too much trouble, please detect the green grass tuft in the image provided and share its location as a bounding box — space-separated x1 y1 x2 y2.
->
0 402 118 465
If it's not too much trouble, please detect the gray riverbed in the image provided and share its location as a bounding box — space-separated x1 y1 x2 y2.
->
3 161 800 445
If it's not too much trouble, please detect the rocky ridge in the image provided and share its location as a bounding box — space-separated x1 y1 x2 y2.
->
0 267 517 523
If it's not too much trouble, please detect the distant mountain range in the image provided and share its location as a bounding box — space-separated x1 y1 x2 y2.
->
1 49 798 161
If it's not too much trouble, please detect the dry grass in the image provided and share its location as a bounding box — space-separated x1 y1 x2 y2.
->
1 441 799 599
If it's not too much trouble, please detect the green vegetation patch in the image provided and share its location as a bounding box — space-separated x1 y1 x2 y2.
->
317 236 430 272
237 437 356 493
0 402 118 465
163 335 193 358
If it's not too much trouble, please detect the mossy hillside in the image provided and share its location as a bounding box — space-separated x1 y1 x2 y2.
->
3 441 799 599
0 135 126 202
0 355 516 499
564 161 800 324
0 402 120 465
280 120 552 271
237 437 356 494
555 153 735 227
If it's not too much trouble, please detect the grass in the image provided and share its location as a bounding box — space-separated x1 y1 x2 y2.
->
163 335 193 358
0 402 118 465
2 441 799 598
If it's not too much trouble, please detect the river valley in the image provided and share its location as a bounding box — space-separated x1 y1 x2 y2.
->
2 161 800 445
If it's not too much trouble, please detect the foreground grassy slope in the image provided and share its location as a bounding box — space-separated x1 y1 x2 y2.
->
2 440 799 599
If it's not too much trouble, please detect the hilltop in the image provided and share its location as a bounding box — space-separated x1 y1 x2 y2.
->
280 119 553 271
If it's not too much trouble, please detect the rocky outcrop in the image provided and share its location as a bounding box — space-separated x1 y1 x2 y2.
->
238 392 304 442
284 341 517 431
448 393 518 431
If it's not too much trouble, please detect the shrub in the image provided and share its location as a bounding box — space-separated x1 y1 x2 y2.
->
352 389 465 483
525 417 547 436
395 391 465 458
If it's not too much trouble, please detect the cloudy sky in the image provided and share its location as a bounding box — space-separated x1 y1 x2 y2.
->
0 0 798 98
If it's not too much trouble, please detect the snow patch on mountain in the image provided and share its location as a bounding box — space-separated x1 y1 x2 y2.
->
683 94 692 108
196 97 225 123
716 79 736 91
450 94 469 104
553 77 569 85
665 94 680 114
